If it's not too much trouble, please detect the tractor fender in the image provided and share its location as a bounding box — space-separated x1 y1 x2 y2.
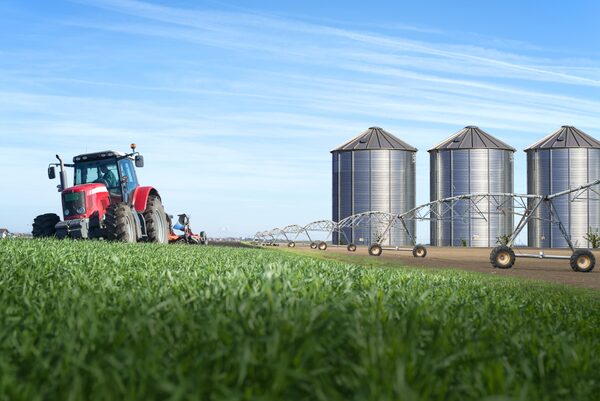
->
131 186 160 212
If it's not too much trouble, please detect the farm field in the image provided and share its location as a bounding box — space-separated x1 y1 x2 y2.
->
1 239 599 401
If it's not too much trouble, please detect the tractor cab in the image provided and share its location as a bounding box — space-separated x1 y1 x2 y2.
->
71 150 143 203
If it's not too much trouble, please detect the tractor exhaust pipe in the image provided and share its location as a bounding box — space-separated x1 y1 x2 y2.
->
56 154 68 192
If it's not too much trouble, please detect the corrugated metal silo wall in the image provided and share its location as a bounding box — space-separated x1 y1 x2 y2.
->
527 149 600 248
430 149 513 246
332 150 415 246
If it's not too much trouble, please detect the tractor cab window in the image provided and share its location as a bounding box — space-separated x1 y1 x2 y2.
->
74 160 120 195
118 159 139 199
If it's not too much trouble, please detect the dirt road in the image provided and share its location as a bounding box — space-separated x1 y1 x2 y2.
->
286 245 600 290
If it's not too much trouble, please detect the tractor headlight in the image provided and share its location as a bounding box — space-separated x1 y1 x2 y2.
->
76 207 86 214
64 209 70 216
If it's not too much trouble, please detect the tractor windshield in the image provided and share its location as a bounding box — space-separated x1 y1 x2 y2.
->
74 160 120 193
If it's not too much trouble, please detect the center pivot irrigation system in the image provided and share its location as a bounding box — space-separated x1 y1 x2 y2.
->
255 179 600 273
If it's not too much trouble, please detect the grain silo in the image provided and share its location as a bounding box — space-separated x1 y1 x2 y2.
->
526 126 600 248
429 126 515 247
332 127 416 246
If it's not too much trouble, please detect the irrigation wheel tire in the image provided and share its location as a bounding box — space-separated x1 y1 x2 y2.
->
144 195 169 244
368 244 382 256
570 249 595 273
32 213 60 238
288 241 296 248
310 242 317 249
347 243 357 252
412 244 427 258
318 241 328 251
490 245 516 269
105 203 137 243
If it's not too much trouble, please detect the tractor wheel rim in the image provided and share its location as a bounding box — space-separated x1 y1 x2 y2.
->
577 255 591 269
497 251 510 266
372 247 381 255
127 215 135 241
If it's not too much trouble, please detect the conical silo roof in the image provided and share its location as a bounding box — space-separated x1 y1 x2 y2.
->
331 126 417 152
524 125 600 150
428 126 515 152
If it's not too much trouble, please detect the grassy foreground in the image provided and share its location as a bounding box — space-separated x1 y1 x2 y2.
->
0 239 599 401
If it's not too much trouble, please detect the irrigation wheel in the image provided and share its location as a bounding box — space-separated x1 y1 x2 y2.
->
347 243 357 252
412 244 427 258
368 244 382 256
288 241 296 248
489 245 516 269
318 241 328 251
570 249 595 273
310 242 317 249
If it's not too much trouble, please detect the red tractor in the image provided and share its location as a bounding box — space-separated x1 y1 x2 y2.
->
32 144 169 243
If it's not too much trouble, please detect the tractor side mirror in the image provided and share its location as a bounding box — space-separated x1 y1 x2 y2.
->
48 166 56 179
135 155 144 168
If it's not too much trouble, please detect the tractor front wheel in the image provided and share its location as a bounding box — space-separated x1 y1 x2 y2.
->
144 195 169 244
105 203 137 243
32 213 60 238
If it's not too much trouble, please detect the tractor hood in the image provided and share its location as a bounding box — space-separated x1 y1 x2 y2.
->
62 183 110 220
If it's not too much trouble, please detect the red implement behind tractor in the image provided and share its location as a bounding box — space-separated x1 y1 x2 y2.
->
32 144 169 243
168 214 208 245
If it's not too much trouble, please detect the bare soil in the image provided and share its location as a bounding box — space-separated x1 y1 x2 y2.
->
287 245 600 290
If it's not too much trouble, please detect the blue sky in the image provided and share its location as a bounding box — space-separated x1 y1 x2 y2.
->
1 0 599 241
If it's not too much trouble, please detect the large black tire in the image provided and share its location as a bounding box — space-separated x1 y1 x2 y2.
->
347 243 357 252
570 249 595 273
144 195 169 244
318 241 328 251
32 213 60 238
490 245 516 269
412 244 427 258
310 242 317 249
105 203 137 243
368 244 382 256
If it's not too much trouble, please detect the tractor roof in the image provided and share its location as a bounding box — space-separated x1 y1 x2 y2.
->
73 150 128 163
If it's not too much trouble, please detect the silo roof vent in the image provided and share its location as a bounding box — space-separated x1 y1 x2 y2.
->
331 126 417 152
428 126 515 152
525 126 600 150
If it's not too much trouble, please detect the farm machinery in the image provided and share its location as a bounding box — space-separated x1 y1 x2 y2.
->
168 214 208 245
33 144 170 243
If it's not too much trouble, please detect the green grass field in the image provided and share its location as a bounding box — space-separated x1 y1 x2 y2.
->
1 239 599 401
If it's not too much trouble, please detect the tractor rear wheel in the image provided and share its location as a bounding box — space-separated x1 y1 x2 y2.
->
144 195 169 244
105 203 137 243
32 213 60 238
570 249 595 273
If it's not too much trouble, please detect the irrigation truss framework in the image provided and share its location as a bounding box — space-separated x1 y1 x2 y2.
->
254 179 600 273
